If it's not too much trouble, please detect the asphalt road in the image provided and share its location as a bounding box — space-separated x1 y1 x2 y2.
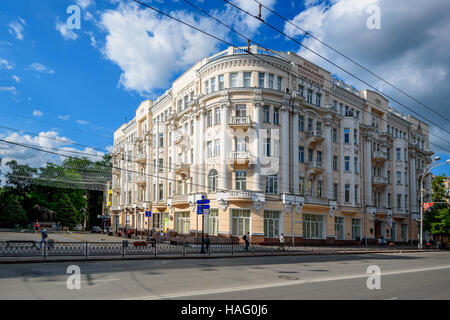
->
0 252 448 300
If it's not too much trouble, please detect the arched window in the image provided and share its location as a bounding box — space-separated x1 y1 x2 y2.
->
208 169 218 192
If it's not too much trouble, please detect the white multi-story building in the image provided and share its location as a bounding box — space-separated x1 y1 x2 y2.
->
109 45 432 244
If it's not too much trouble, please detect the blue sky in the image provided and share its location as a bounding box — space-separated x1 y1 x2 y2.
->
0 0 449 175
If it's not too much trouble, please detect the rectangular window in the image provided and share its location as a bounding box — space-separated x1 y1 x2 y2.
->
208 209 219 236
401 224 408 242
159 133 164 147
243 72 251 87
268 74 274 89
396 148 401 161
299 178 305 195
344 128 350 144
273 108 280 125
214 139 220 157
345 184 350 202
205 79 210 94
299 146 305 163
231 209 251 237
207 141 212 159
263 106 270 123
397 194 402 209
175 212 190 235
158 158 163 173
215 107 221 125
332 128 337 143
345 156 350 171
308 149 314 163
316 151 322 163
218 74 225 90
258 72 265 87
303 214 324 239
264 138 271 157
307 89 313 103
316 93 321 107
230 72 238 88
397 171 401 184
334 183 338 201
388 193 392 208
159 184 164 201
333 156 338 171
351 219 361 240
354 157 358 173
335 217 345 240
265 175 278 194
210 77 216 92
354 129 358 145
277 76 282 91
299 115 304 132
391 223 397 241
355 185 358 203
264 210 280 238
236 170 247 190
298 84 304 96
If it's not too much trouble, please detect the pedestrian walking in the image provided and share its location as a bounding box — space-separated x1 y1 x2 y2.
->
34 221 40 234
278 233 285 251
243 232 250 251
39 228 50 250
204 235 211 253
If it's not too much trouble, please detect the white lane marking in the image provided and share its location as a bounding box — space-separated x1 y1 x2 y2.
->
385 297 399 300
53 278 120 285
125 265 450 300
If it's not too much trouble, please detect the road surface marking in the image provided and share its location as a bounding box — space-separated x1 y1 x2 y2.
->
126 265 450 300
53 278 120 285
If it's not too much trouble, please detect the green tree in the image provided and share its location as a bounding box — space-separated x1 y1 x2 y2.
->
424 174 450 238
54 193 78 228
0 190 28 228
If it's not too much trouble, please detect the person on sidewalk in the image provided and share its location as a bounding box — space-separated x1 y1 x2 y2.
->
278 233 285 251
204 235 211 253
34 221 40 234
243 232 250 251
38 228 50 250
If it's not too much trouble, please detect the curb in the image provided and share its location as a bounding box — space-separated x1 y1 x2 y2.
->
0 249 437 265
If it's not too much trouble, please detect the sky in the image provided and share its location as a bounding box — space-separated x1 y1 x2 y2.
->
0 0 449 176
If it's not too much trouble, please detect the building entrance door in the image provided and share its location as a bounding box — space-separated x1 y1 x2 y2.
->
374 221 381 239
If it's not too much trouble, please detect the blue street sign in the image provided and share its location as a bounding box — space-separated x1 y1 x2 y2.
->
197 199 210 204
145 211 151 217
202 204 210 209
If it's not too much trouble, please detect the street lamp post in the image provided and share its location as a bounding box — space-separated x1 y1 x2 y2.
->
419 157 450 249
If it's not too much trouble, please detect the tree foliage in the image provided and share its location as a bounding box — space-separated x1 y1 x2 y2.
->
425 174 450 235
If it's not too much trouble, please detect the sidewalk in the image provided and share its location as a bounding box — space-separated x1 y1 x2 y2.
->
0 248 438 264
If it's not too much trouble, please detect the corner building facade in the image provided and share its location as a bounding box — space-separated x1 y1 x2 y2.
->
110 45 432 244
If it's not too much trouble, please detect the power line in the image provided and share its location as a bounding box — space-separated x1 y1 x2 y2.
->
222 0 450 136
251 0 450 123
178 0 450 152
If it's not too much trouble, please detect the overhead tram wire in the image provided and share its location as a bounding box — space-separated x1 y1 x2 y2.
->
178 0 450 150
221 0 450 136
251 0 450 123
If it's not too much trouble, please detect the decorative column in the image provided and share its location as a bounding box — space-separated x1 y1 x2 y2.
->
280 105 290 194
364 136 373 206
220 103 230 191
253 103 263 192
171 126 176 195
409 153 417 211
292 110 299 195
324 114 333 199
146 139 151 203
198 109 206 193
192 116 199 194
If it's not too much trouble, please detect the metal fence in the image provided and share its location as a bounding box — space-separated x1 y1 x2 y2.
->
0 239 435 259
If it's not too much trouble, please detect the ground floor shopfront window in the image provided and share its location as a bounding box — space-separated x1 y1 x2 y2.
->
264 210 280 238
352 218 361 240
175 211 190 235
207 209 219 236
231 209 251 237
302 214 325 239
334 216 345 240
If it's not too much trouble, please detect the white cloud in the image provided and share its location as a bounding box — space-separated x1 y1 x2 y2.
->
58 115 71 120
0 58 14 69
28 63 55 74
76 0 94 9
8 17 26 40
0 86 18 95
12 75 20 83
76 120 89 125
285 0 450 151
32 110 43 117
99 2 228 96
55 19 79 40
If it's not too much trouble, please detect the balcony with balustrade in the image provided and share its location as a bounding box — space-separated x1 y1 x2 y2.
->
307 161 324 175
229 116 252 130
372 150 388 162
136 152 147 163
306 130 324 147
304 195 329 206
175 163 190 180
372 176 388 186
136 174 146 185
229 151 250 167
